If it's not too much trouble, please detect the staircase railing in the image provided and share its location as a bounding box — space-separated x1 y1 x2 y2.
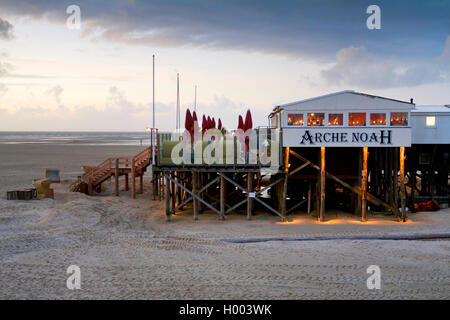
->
80 147 152 189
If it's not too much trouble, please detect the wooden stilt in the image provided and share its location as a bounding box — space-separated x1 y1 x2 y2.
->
220 174 226 220
131 158 136 199
393 148 399 217
319 146 325 222
307 182 311 214
356 148 363 215
400 146 407 222
247 172 253 220
165 173 171 221
171 171 176 209
193 171 199 220
152 172 157 200
139 174 143 194
115 158 119 197
361 147 368 222
281 173 288 221
125 174 129 191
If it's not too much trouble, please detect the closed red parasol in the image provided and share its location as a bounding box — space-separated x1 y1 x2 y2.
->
207 116 212 130
238 115 244 130
218 118 222 130
244 109 253 131
202 115 207 132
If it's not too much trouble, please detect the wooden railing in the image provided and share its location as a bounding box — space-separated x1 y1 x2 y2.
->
81 147 152 186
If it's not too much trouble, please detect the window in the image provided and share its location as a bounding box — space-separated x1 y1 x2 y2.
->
307 113 324 126
328 113 343 126
287 113 303 126
390 112 408 126
426 116 436 127
349 112 366 126
370 113 386 125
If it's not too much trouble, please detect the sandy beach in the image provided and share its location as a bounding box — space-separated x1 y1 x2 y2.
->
0 143 449 299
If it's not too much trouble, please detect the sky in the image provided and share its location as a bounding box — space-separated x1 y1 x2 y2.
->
0 0 449 131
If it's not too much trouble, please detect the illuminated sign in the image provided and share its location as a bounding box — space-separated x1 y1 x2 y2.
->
282 128 411 147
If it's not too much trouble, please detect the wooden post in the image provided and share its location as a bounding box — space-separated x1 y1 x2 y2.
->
319 147 325 222
361 147 368 222
307 182 311 214
281 173 288 221
193 171 199 220
356 148 362 215
139 174 143 194
171 171 176 209
393 148 399 217
220 174 226 220
400 147 407 222
165 173 171 221
280 147 290 221
152 172 157 200
115 158 119 196
247 172 253 220
124 173 129 191
131 158 136 199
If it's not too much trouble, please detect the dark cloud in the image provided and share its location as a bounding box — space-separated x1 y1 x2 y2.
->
0 17 14 39
1 0 448 60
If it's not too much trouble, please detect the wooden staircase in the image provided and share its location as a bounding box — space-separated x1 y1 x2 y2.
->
74 147 152 198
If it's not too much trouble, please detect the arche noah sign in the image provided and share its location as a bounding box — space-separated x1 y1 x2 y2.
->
282 128 411 147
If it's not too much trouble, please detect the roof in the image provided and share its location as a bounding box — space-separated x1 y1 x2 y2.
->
275 90 414 110
412 105 450 114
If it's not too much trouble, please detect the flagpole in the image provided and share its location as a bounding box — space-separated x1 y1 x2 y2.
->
152 54 155 165
176 73 180 131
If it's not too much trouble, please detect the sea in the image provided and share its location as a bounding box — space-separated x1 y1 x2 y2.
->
0 131 153 146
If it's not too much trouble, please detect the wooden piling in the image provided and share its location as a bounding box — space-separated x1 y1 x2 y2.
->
361 147 368 222
165 173 170 221
319 147 325 222
125 173 129 191
356 148 363 215
193 171 199 220
115 158 119 197
220 174 226 220
393 148 399 217
131 158 136 199
247 172 253 220
139 174 143 194
171 171 176 210
400 146 407 222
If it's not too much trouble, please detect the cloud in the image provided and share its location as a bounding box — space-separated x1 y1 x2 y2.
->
1 0 448 61
0 83 7 95
321 45 449 89
0 17 14 39
0 60 13 76
46 85 64 105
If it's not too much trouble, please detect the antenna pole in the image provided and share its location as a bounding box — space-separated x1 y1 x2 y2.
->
152 54 156 165
176 73 180 130
152 55 155 129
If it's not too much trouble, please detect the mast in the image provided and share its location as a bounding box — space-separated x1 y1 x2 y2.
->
152 54 156 165
152 55 155 129
176 73 180 130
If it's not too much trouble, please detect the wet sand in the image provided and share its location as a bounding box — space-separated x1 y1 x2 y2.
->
0 143 449 299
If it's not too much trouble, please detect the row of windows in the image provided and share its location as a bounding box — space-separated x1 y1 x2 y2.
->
287 112 409 127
